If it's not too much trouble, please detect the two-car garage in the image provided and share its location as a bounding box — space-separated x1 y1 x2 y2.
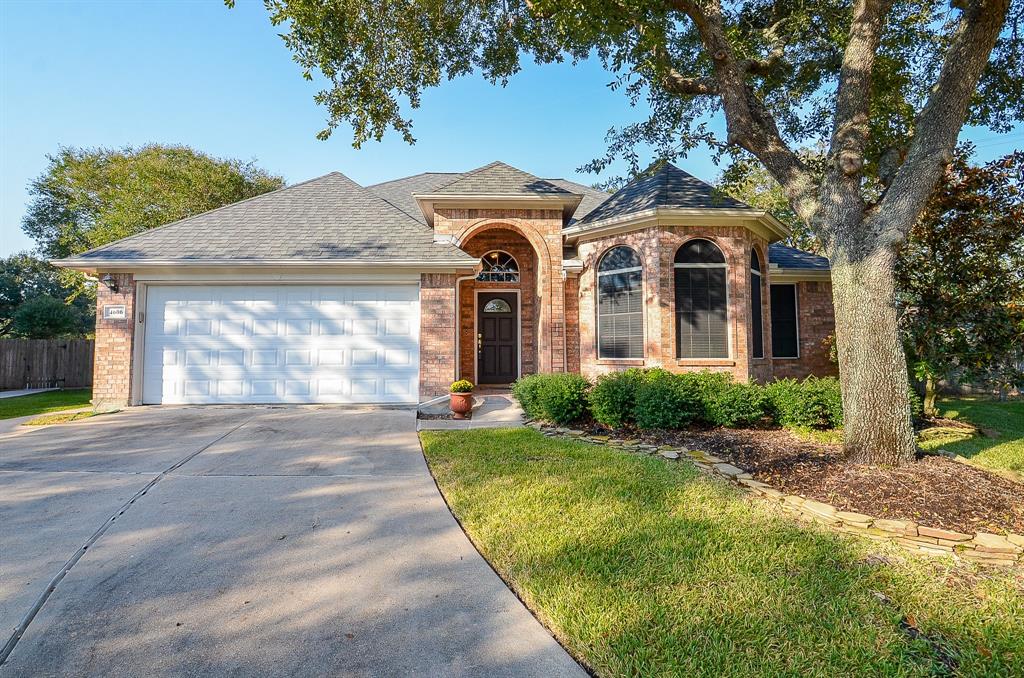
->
141 284 420 405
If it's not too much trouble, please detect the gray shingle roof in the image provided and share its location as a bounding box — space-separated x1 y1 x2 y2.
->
65 172 476 265
577 162 749 225
426 161 576 196
768 244 830 270
369 172 609 225
543 179 611 224
368 172 460 224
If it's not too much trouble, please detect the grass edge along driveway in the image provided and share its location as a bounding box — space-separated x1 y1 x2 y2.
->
421 428 1023 677
0 388 92 420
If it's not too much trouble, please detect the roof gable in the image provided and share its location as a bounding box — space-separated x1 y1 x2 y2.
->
427 161 576 197
578 162 749 225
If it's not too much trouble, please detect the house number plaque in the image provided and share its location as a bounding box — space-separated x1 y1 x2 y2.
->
103 305 127 320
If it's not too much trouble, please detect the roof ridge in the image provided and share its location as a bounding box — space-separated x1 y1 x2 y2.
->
74 172 346 257
427 160 508 192
367 171 462 189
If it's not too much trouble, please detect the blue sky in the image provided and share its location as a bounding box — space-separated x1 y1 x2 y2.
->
2 0 1021 257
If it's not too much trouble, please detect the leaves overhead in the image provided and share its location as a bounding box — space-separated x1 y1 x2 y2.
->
23 144 284 260
252 0 1022 183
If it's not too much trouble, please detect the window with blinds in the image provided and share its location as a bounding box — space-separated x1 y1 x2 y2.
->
770 284 799 358
750 249 764 359
675 239 729 359
597 246 644 359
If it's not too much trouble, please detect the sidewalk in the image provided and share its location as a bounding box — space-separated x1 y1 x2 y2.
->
417 391 525 430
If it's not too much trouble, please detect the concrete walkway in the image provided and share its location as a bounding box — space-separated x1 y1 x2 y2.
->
418 391 525 431
0 406 583 677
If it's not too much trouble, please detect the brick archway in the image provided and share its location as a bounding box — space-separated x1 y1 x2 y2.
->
454 219 564 375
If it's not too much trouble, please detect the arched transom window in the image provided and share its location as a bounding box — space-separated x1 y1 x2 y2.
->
750 249 764 359
597 246 644 359
477 251 520 283
675 239 729 359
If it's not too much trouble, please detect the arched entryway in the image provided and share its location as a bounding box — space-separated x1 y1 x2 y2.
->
457 226 541 385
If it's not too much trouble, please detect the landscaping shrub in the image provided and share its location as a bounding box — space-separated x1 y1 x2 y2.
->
764 376 842 430
677 371 732 425
510 374 545 420
512 373 590 425
589 369 643 428
704 382 768 428
634 369 702 430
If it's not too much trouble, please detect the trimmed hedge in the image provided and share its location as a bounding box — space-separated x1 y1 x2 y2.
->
634 369 701 430
513 368 919 434
511 373 590 425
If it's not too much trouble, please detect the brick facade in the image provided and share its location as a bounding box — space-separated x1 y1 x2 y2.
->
419 273 459 397
576 226 772 383
455 228 539 381
85 227 836 407
92 272 136 409
770 280 838 380
434 208 567 374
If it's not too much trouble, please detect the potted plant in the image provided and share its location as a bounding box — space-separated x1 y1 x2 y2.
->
449 380 475 419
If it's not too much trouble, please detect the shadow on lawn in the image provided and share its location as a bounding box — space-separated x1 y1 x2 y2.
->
423 428 1023 677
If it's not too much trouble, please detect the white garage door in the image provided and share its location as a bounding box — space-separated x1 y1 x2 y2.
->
142 285 420 405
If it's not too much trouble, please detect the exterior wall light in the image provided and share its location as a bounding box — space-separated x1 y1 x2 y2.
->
100 274 119 293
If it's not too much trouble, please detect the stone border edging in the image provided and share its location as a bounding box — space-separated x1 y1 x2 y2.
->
527 421 1023 567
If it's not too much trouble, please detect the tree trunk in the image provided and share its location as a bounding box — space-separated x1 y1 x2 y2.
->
923 375 937 418
829 244 917 465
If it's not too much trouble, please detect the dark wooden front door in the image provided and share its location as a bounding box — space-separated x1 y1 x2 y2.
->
477 293 518 384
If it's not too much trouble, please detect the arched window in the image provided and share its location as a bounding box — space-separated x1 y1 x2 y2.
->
597 246 644 359
477 251 519 282
675 239 729 359
750 249 764 358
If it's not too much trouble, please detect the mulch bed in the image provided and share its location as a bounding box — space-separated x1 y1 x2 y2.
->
575 423 1024 535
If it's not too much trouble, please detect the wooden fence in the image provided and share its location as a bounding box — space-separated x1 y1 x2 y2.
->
0 339 94 390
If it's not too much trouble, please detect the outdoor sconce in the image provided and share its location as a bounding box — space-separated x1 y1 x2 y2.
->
100 274 119 293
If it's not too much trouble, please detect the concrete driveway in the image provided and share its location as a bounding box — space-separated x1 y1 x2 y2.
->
0 407 584 677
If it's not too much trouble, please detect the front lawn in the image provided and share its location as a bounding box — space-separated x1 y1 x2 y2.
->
0 388 92 420
918 398 1024 477
422 428 1023 677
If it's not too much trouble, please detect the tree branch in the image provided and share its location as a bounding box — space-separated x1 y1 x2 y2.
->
662 68 719 95
875 0 1012 243
665 0 820 224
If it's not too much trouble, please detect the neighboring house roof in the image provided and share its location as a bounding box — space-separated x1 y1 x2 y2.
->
577 161 749 226
55 172 476 268
426 161 576 197
767 244 830 270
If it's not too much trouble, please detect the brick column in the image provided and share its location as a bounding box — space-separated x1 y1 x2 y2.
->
93 273 136 409
419 273 458 398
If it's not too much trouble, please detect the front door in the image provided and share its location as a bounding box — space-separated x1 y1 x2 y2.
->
477 293 518 384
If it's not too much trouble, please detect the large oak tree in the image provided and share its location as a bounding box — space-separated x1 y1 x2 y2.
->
244 0 1023 463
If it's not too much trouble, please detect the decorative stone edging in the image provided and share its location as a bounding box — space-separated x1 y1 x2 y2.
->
528 421 1024 567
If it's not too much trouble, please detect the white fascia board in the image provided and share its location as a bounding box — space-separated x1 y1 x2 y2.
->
564 207 791 243
51 258 477 274
768 267 832 283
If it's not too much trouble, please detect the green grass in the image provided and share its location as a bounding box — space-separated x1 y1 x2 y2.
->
0 388 92 420
918 398 1024 476
422 428 1023 677
23 409 111 426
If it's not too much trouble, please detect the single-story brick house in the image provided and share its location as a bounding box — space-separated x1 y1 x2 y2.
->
55 161 836 408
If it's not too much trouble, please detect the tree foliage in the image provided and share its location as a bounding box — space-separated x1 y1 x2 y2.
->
898 150 1024 411
10 295 82 339
23 144 284 260
0 253 92 337
242 0 1022 464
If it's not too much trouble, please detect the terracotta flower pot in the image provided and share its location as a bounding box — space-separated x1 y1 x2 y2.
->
450 392 473 419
